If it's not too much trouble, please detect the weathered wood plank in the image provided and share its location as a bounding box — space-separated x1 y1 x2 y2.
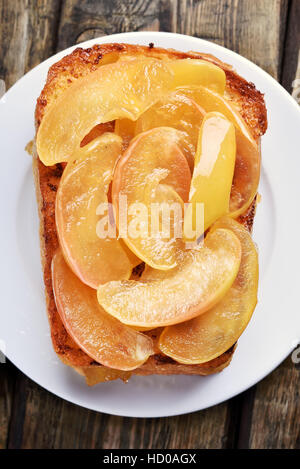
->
7 374 30 449
248 357 300 448
8 376 64 449
14 381 230 449
0 0 62 89
223 386 257 449
0 361 15 449
281 0 300 92
57 0 161 50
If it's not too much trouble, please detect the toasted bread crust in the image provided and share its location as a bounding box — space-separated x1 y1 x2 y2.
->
36 43 267 139
34 43 265 381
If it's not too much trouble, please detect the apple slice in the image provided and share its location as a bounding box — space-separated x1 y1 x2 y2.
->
116 56 226 94
56 133 139 289
176 85 260 217
159 217 258 364
168 59 226 94
184 112 236 240
36 58 174 166
80 366 132 386
135 91 206 171
97 228 241 328
112 127 191 270
52 250 153 371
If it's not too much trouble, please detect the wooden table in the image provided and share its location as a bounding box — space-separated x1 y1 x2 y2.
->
0 0 299 449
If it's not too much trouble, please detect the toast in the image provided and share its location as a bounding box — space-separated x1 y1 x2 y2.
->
33 43 267 384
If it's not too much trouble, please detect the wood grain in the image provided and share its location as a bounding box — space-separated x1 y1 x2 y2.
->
281 0 300 91
9 379 230 449
0 362 15 449
57 0 161 50
0 0 61 88
249 357 300 449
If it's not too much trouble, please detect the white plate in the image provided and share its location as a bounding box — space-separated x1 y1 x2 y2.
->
0 31 300 418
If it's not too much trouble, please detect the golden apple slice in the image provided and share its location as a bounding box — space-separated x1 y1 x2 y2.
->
184 112 236 240
52 250 153 370
135 91 206 171
37 58 174 166
116 56 226 94
176 85 260 217
79 366 132 386
97 228 241 328
56 133 139 289
159 217 258 364
112 127 191 270
169 59 226 94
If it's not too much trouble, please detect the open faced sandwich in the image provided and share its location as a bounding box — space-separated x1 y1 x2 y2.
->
33 43 267 385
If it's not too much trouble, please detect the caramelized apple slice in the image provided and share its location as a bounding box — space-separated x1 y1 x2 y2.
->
97 228 241 328
184 112 236 240
37 58 173 166
169 59 226 94
116 57 226 94
56 133 139 289
135 91 206 170
112 127 191 270
176 85 260 217
52 250 153 371
80 366 132 386
159 217 258 364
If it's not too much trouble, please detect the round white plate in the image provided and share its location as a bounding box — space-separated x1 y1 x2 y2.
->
0 31 300 418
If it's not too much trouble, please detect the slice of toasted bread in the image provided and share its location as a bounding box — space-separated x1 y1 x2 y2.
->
33 43 266 384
